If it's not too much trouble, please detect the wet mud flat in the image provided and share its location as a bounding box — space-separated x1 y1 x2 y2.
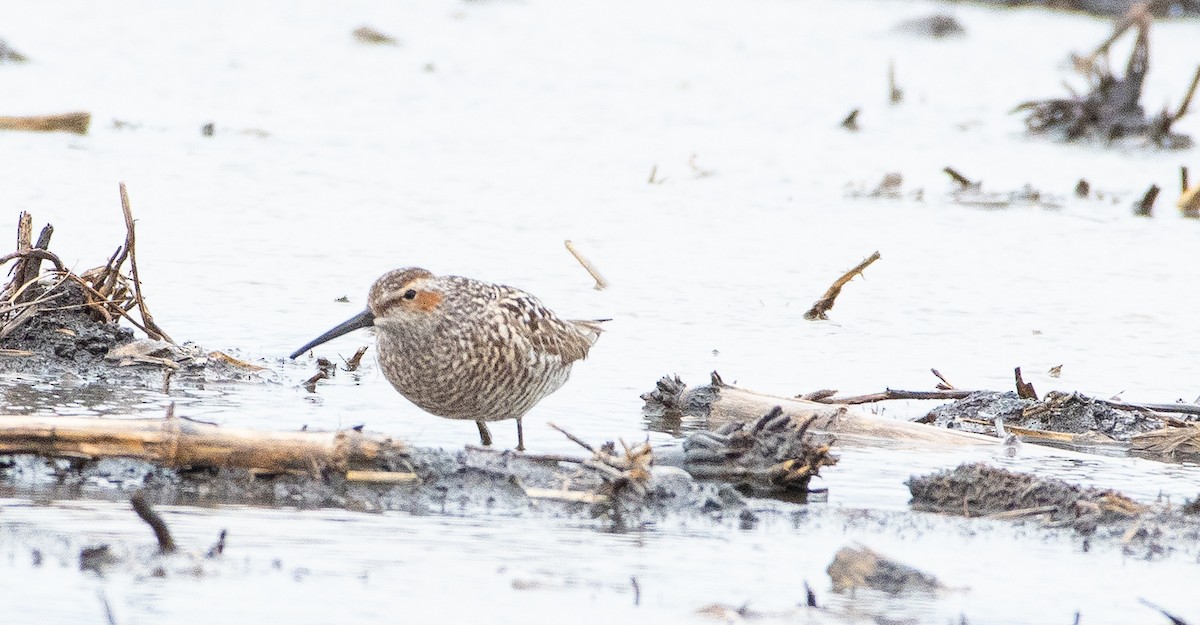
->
4 292 1200 621
4 449 1200 624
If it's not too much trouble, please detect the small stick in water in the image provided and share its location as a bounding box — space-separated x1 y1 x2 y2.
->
1014 367 1038 400
547 421 595 453
803 251 881 321
942 167 974 189
1134 183 1159 217
343 346 369 371
888 60 903 104
303 371 327 392
130 491 177 554
564 240 609 290
931 368 956 390
840 108 860 131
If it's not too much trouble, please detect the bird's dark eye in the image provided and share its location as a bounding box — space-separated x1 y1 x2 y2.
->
402 289 417 300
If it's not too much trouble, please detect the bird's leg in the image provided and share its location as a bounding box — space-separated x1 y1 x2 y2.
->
476 420 493 446
515 417 525 452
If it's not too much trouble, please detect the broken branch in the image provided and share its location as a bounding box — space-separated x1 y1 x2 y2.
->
804 251 881 321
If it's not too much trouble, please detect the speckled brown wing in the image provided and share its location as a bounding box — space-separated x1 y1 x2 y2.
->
494 290 601 365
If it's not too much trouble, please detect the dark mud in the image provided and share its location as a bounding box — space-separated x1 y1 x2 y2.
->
0 402 842 528
908 463 1200 560
0 280 273 391
924 390 1162 443
0 444 751 529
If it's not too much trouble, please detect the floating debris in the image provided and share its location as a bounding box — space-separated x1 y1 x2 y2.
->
0 112 90 135
0 37 28 63
908 463 1143 529
564 240 609 290
352 26 398 46
827 544 944 594
893 13 965 38
804 251 881 321
1015 5 1197 149
839 108 860 131
943 167 1063 209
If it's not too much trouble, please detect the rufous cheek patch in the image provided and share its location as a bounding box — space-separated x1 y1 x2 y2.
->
415 290 443 312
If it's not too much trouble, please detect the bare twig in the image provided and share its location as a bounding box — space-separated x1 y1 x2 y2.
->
1134 183 1160 217
1176 65 1200 120
343 346 369 371
798 389 838 401
97 589 118 625
804 388 975 405
0 112 91 135
1098 397 1200 417
942 167 974 189
840 108 860 131
344 470 420 483
1137 598 1191 625
931 368 956 390
1014 367 1038 400
985 505 1059 520
524 487 608 504
60 272 158 337
119 183 174 344
888 59 903 104
547 421 596 453
206 530 227 558
564 240 609 290
0 249 66 274
1076 2 1150 74
803 251 881 320
130 491 177 553
303 371 327 392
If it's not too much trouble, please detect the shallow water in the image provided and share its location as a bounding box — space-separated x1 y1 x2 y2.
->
2 0 1199 622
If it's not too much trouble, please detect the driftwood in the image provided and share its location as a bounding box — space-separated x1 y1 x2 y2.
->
643 373 998 448
804 251 881 321
0 410 410 476
1131 423 1200 455
0 112 90 135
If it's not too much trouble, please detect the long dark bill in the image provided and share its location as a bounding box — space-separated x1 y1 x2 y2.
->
288 309 375 359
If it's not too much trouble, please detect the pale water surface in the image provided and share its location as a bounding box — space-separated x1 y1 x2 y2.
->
1 0 1199 622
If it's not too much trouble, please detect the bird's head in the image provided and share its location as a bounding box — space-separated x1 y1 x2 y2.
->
368 267 443 322
287 267 442 359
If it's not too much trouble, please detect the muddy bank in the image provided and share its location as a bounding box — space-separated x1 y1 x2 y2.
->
0 444 751 529
909 463 1200 560
0 279 273 392
923 390 1168 444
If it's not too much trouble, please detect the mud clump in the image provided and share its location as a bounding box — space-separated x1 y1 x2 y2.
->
909 464 1200 558
677 406 837 501
925 390 1160 443
0 444 750 529
907 463 1142 534
925 390 1032 431
0 279 268 389
826 545 943 595
0 280 134 371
